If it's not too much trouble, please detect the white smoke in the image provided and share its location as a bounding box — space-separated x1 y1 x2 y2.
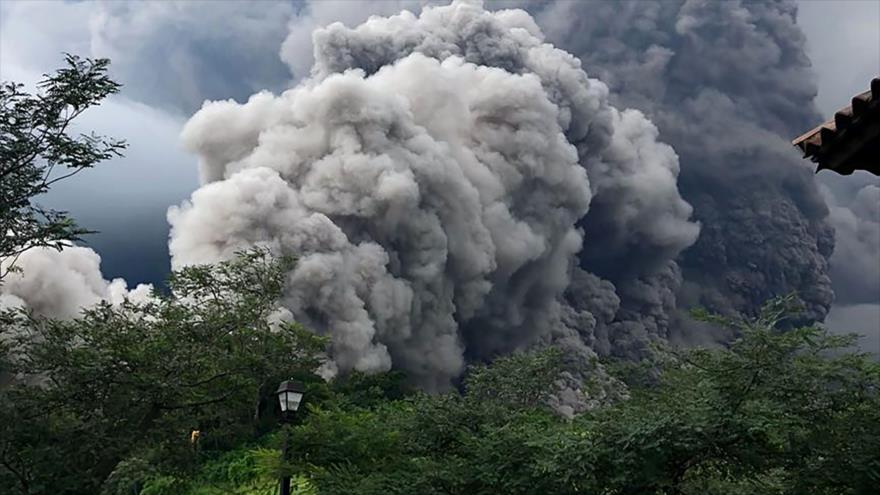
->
170 0 698 390
0 246 153 319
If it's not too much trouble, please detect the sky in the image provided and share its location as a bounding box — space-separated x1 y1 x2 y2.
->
796 0 880 352
0 0 878 353
797 0 880 119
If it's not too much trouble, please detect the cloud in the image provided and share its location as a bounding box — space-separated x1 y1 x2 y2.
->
170 1 697 394
825 303 880 357
1 0 296 115
33 91 200 287
2 0 875 396
0 1 94 82
822 183 880 305
0 246 152 319
88 0 296 114
796 0 880 119
279 0 432 80
515 0 835 324
795 0 879 339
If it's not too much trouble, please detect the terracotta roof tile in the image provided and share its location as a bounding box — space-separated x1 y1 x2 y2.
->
792 77 880 176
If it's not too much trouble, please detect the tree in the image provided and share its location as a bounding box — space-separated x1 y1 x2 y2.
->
0 250 327 494
271 298 880 495
0 54 126 280
463 347 563 409
282 349 570 495
578 296 880 494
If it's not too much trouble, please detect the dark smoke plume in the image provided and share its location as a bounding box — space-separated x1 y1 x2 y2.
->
519 0 835 325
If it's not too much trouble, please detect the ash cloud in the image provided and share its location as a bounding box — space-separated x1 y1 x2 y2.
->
823 182 880 305
170 0 698 390
5 0 871 399
280 1 431 81
519 0 836 323
0 246 152 319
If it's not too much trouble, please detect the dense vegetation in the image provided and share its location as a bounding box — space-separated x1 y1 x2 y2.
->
2 251 878 494
184 299 880 495
2 58 878 495
0 250 326 494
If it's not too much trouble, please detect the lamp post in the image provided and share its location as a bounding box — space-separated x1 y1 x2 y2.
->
276 380 305 495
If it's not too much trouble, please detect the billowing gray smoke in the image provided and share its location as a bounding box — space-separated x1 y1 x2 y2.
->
822 179 880 306
0 246 152 319
517 0 835 324
4 0 847 398
169 0 699 390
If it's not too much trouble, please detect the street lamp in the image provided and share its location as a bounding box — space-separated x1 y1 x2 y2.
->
276 380 305 419
276 380 304 495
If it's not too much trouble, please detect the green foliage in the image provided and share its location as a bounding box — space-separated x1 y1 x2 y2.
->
0 250 326 494
464 347 563 409
0 54 126 278
328 370 412 409
280 349 573 495
270 299 879 495
127 443 316 495
3 271 878 495
581 297 880 494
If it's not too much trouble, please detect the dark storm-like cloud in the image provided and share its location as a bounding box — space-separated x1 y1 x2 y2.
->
511 0 837 322
1 1 298 115
88 0 297 114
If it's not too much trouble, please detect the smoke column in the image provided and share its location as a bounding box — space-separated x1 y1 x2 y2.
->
4 0 848 403
169 0 699 391
520 0 835 325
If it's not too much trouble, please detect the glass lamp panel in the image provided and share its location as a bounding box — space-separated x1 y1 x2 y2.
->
288 391 304 411
279 391 291 412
